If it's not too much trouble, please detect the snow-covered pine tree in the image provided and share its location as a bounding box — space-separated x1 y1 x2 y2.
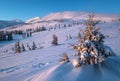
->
41 26 46 31
15 41 21 53
78 32 82 41
27 43 31 50
32 41 37 50
72 12 116 66
63 24 66 28
51 34 58 46
66 34 72 40
21 43 26 52
7 32 13 41
0 31 4 41
69 34 72 39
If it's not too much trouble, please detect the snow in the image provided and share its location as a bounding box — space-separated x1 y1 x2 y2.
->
25 17 41 23
42 11 119 22
30 57 120 81
2 11 118 31
0 12 120 81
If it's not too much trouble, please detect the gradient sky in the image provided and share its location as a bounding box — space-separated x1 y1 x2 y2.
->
0 0 120 20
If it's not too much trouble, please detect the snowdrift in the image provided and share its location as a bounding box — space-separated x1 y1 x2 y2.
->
30 56 120 81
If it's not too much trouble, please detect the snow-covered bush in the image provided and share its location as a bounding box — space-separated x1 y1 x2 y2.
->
59 53 69 63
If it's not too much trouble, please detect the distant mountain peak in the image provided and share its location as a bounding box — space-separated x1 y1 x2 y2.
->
11 19 24 22
25 17 41 23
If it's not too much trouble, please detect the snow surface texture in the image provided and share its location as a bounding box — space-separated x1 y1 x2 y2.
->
30 57 120 81
0 12 120 81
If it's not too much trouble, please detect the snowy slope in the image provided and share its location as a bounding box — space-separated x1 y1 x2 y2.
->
30 58 120 81
0 12 120 81
24 21 120 81
42 11 120 22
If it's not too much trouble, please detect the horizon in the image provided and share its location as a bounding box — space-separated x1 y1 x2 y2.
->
0 0 120 21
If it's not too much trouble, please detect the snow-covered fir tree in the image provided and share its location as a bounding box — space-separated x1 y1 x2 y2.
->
21 43 26 52
7 32 13 41
51 34 58 46
0 31 13 41
72 12 116 67
15 41 21 53
27 43 31 50
32 41 37 50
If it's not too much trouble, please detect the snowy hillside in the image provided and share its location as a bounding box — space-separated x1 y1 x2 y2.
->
42 11 120 22
0 12 120 81
30 58 120 81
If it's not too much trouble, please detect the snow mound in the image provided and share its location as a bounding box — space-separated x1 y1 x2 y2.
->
30 57 120 81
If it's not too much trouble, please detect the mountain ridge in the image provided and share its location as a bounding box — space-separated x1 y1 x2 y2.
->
0 11 120 29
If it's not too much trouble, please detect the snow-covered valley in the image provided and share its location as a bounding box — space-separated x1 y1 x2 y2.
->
0 12 120 81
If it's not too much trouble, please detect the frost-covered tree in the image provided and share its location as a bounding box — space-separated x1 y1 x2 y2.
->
21 43 26 52
7 32 13 41
51 34 58 46
0 31 13 41
27 43 31 50
41 26 46 31
15 41 21 53
66 34 72 40
32 41 37 50
63 24 66 28
72 12 116 66
78 32 82 40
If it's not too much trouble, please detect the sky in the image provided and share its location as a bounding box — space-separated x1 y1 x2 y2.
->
0 0 120 20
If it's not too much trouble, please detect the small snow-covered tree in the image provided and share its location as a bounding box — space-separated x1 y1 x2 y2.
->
27 43 31 50
78 32 82 41
9 32 13 41
15 41 21 53
66 34 72 40
51 34 58 46
21 43 26 52
32 41 37 50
